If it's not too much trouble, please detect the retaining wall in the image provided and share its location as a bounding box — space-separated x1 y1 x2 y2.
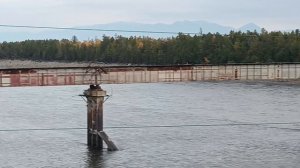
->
1 63 300 87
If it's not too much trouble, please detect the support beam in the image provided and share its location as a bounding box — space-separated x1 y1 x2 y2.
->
98 131 118 151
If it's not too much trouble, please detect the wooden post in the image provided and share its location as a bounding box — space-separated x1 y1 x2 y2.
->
83 84 118 151
0 71 2 87
234 68 238 80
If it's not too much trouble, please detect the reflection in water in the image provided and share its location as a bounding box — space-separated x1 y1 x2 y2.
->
85 147 105 168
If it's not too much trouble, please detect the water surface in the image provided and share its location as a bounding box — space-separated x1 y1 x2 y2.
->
0 82 299 168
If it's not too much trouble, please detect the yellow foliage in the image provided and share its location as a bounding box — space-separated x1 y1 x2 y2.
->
95 39 101 46
81 41 94 47
136 41 144 49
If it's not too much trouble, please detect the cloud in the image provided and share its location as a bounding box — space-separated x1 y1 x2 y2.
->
0 0 299 30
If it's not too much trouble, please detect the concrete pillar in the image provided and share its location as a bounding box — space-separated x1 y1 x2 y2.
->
84 85 106 149
83 84 118 151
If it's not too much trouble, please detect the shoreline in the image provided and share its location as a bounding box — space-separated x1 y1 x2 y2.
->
0 59 117 69
0 59 299 87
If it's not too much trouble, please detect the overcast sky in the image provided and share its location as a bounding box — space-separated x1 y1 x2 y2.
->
0 0 299 30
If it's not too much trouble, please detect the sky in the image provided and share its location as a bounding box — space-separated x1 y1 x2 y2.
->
0 0 299 31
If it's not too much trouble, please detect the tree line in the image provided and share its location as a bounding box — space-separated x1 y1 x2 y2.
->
0 29 300 65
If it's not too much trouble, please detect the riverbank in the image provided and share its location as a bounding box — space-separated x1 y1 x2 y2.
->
0 59 115 69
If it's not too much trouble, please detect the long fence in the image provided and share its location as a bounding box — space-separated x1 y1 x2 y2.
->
0 63 300 87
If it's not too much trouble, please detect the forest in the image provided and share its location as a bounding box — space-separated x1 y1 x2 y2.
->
0 29 300 65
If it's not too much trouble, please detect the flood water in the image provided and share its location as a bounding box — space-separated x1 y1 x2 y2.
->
0 81 299 168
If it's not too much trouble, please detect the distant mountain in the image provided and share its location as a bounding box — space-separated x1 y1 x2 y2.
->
238 23 261 32
0 21 262 42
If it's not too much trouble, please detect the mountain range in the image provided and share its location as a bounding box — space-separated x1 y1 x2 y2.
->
0 21 262 42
